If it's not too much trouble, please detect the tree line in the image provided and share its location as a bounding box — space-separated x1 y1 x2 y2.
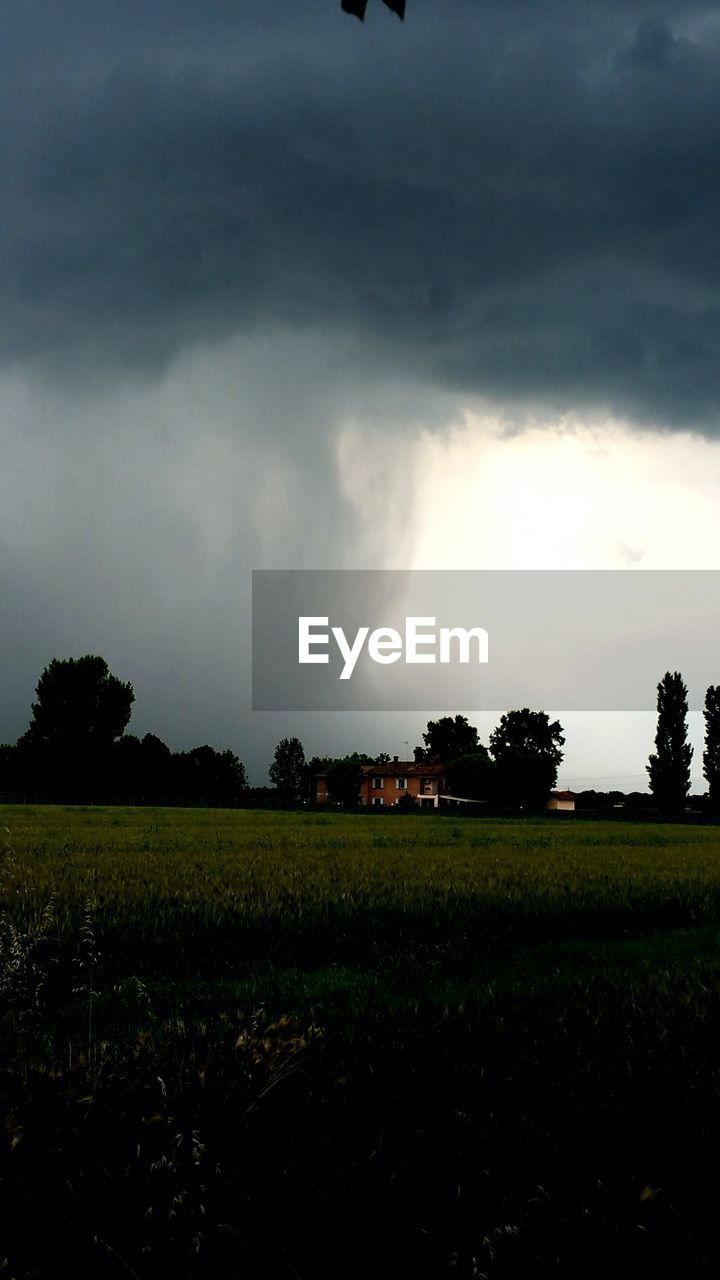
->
0 656 565 811
1 655 718 816
241 672 720 818
0 656 247 806
272 709 565 811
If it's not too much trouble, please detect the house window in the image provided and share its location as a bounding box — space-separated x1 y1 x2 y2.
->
372 777 384 790
395 777 407 790
372 796 384 807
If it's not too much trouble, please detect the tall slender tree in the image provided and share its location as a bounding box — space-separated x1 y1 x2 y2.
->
703 685 720 811
647 671 693 814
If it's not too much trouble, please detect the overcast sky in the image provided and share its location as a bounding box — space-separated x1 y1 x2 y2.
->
3 0 720 786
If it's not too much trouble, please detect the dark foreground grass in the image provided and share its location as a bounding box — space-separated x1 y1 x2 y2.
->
3 806 720 1277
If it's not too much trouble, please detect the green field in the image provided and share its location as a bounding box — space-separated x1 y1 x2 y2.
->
3 805 720 1277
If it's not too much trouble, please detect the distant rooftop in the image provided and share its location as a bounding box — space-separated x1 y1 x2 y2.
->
361 761 444 777
315 760 445 779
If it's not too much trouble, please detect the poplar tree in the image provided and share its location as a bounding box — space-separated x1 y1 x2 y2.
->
647 671 693 814
703 685 720 811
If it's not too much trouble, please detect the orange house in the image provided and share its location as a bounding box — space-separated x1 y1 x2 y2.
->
360 760 445 807
315 758 446 808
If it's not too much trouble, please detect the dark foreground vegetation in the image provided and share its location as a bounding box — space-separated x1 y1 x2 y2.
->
3 806 720 1277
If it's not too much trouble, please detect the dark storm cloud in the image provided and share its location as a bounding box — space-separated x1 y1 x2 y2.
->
2 0 720 426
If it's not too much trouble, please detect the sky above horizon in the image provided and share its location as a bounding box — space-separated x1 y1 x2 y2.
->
3 0 720 786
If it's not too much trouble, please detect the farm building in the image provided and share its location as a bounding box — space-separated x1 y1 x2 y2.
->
315 759 446 808
545 790 576 812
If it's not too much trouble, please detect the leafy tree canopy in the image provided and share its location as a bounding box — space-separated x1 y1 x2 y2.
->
417 715 480 762
490 709 565 810
445 749 496 803
22 655 134 751
173 745 248 804
326 756 365 808
307 755 334 775
269 737 306 799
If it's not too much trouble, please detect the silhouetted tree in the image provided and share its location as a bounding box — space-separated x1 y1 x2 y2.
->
417 715 479 762
445 749 497 802
138 734 174 800
306 756 334 774
647 672 693 815
627 791 655 810
23 655 134 751
6 656 252 805
17 655 134 799
703 684 720 812
269 737 306 803
172 745 248 806
490 709 565 810
326 755 365 808
109 732 174 802
111 734 143 797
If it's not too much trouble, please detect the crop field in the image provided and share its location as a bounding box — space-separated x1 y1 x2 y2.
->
3 805 720 1277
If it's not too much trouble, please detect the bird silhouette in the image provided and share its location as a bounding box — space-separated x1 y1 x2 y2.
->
342 0 405 21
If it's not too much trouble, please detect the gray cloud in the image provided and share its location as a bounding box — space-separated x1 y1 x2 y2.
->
2 0 720 426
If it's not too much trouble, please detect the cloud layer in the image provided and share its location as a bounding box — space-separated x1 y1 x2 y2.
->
3 0 720 426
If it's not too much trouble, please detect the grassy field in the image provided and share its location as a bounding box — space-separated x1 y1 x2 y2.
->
3 805 720 1277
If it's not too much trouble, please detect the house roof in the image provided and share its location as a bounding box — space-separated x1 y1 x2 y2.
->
549 790 576 800
315 761 445 779
361 762 444 777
